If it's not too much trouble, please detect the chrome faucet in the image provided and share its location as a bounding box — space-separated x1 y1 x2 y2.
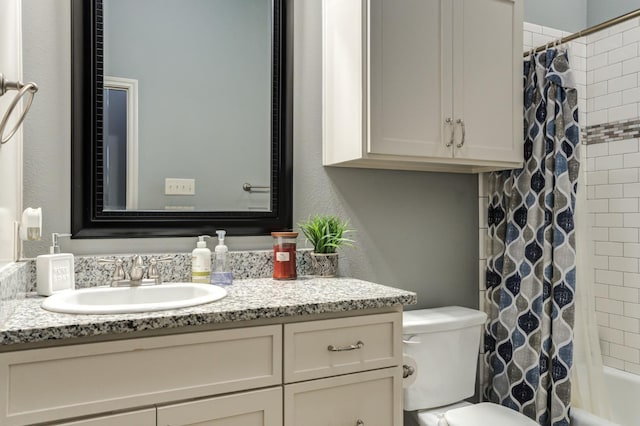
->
128 255 146 283
99 255 172 287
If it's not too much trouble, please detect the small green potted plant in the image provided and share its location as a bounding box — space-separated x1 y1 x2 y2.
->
298 214 354 277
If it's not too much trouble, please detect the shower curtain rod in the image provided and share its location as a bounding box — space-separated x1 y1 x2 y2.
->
524 8 640 57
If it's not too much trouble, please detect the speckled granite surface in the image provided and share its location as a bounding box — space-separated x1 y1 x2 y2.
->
0 262 30 326
0 277 416 346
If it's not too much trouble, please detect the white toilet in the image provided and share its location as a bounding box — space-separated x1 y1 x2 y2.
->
402 306 539 426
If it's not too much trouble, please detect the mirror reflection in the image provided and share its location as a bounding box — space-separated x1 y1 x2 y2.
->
102 0 272 212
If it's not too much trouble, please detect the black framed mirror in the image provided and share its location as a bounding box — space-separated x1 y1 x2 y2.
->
70 0 293 238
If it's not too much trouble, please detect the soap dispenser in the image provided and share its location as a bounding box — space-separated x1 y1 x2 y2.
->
36 233 74 296
192 235 212 284
211 230 233 285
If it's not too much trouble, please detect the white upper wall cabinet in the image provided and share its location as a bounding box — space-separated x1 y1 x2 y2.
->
323 0 524 173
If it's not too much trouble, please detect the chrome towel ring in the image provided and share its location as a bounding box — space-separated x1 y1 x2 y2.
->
0 73 38 145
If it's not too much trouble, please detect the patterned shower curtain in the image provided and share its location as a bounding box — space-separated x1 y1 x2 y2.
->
484 49 580 426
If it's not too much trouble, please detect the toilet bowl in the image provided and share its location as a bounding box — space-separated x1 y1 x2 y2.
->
402 307 539 426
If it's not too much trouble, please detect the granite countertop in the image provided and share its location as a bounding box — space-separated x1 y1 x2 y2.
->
0 277 417 347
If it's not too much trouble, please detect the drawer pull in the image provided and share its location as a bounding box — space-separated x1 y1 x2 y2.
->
357 420 364 426
327 340 364 352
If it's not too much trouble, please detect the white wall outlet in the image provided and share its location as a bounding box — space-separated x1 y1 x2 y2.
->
165 178 196 195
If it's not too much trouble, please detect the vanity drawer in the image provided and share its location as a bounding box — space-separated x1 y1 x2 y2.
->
284 366 403 426
0 325 282 426
283 312 401 383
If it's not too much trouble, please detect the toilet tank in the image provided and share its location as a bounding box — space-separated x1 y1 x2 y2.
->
403 306 487 412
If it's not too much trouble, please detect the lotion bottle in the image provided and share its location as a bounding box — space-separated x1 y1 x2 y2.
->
212 230 233 285
191 235 212 283
36 233 75 296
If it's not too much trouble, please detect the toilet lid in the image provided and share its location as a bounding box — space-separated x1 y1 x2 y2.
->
444 403 539 426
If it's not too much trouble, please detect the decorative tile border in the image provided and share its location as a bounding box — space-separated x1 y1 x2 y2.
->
585 118 640 145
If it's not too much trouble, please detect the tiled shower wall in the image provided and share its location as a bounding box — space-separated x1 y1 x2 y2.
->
583 17 640 375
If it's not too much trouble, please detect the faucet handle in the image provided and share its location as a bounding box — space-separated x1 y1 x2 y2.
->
147 256 172 284
98 258 126 285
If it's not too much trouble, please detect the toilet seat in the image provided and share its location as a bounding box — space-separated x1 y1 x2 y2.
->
443 403 539 426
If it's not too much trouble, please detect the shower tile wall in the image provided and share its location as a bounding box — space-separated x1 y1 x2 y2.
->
583 17 640 375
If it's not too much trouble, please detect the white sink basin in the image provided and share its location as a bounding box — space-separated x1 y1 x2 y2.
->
41 283 227 314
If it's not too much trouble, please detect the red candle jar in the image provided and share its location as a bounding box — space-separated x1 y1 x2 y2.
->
272 231 298 280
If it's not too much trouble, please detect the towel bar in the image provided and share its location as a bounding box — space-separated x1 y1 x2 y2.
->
0 73 38 145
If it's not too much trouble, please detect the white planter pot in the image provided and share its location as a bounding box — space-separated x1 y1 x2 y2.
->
310 253 339 277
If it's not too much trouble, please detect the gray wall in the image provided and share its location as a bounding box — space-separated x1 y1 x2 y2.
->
21 0 480 310
524 0 587 33
104 0 271 211
525 0 640 33
587 0 640 27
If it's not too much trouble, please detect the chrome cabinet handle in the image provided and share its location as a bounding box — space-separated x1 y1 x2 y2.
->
327 340 364 352
456 118 466 148
445 117 454 147
357 420 364 426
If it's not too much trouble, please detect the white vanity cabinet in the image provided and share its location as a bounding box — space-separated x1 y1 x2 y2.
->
0 311 403 426
322 0 524 173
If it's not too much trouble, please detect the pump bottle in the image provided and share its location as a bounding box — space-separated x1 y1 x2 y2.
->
212 230 233 285
36 233 74 296
191 235 212 283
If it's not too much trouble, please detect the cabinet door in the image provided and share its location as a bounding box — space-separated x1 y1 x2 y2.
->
452 0 523 164
368 0 454 159
284 367 402 426
54 408 155 426
157 388 282 426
